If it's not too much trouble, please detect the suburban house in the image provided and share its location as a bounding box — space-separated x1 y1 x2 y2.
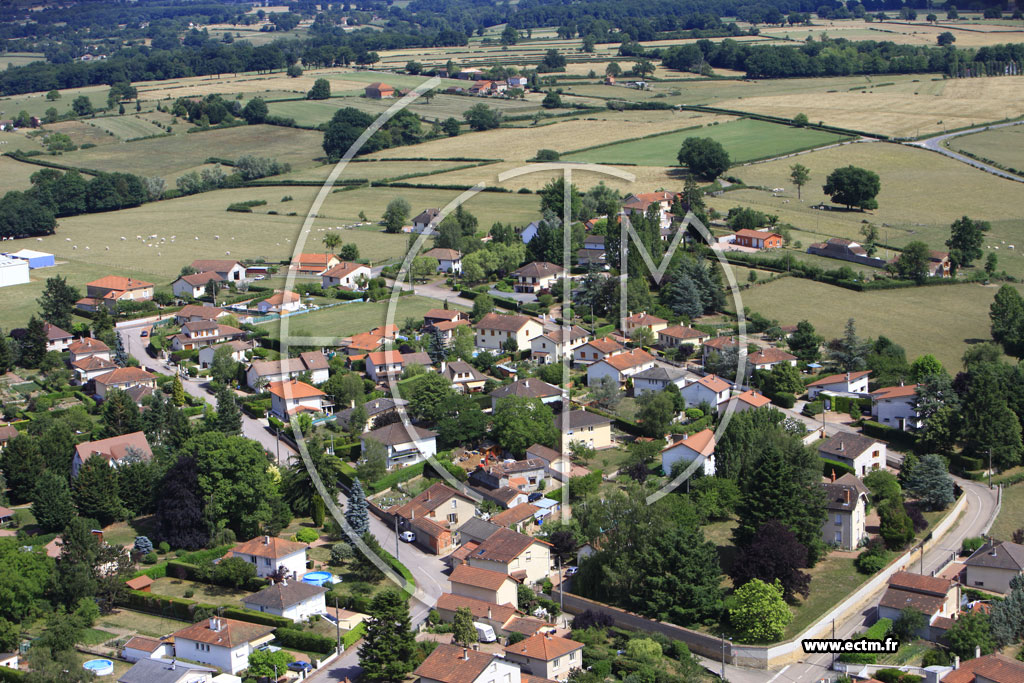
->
433 593 521 637
583 234 605 251
72 431 152 476
818 473 869 550
415 643 523 683
423 248 463 273
964 540 1024 594
257 290 303 314
556 410 612 453
576 248 606 268
503 633 585 681
818 432 886 477
526 443 581 482
456 518 502 546
877 571 960 641
93 367 157 401
366 349 406 384
725 389 773 414
343 324 397 355
681 374 731 408
267 379 332 419
0 424 17 450
425 309 467 327
748 347 798 372
621 191 676 229
42 323 72 352
624 311 668 337
806 238 886 268
72 354 117 384
661 429 716 477
365 82 395 98
335 397 408 431
242 580 327 622
442 360 488 393
870 384 923 431
449 564 520 606
170 321 244 351
391 483 477 555
118 658 214 683
733 229 783 250
191 259 247 282
573 337 625 366
466 526 552 584
469 458 546 494
807 371 871 399
121 635 173 662
412 208 441 233
474 313 544 353
246 352 329 388
657 325 709 349
321 261 371 289
293 253 340 274
701 335 739 367
172 271 223 299
512 261 562 294
942 654 1024 683
361 422 438 470
174 304 228 325
633 365 688 395
530 325 590 364
171 617 275 675
491 503 541 534
230 536 308 580
197 340 252 370
76 276 154 312
586 348 656 386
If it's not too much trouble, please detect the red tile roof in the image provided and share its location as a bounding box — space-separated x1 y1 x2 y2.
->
748 347 797 365
659 325 705 340
871 384 920 400
449 564 515 590
599 348 654 371
267 379 325 399
87 275 153 291
94 367 156 386
733 390 771 408
415 643 498 683
232 535 307 560
692 374 730 393
940 654 1024 683
172 617 274 648
662 428 715 456
808 370 871 387
504 633 584 661
435 593 517 623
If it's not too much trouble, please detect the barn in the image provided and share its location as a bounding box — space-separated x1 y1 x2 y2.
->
5 248 55 269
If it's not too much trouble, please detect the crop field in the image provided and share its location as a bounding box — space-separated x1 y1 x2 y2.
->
740 277 1014 369
0 86 108 120
759 17 1024 48
320 185 543 228
0 156 46 190
87 115 169 141
44 119 120 148
321 70 467 91
561 118 851 166
273 158 491 182
263 294 468 341
949 124 1024 171
410 160 689 193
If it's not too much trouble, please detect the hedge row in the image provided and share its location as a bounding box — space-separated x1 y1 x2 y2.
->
342 620 367 649
276 627 336 655
993 469 1024 487
0 666 25 681
366 461 426 494
220 606 292 629
860 420 918 451
822 458 856 479
678 104 888 141
376 181 515 193
121 588 215 621
839 618 892 664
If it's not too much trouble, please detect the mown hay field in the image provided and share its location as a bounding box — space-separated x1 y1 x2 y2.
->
949 124 1024 171
273 158 481 183
0 155 47 191
87 115 168 140
45 119 120 147
760 18 1024 48
0 52 45 69
0 85 108 120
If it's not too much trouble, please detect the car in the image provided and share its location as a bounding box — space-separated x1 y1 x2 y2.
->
254 274 266 280
140 329 148 337
527 492 543 503
399 530 416 543
287 661 313 673
565 566 579 577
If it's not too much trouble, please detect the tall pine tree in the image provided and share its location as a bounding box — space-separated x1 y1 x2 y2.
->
113 332 128 367
31 470 76 533
72 456 126 526
37 276 80 330
214 384 242 435
359 589 416 683
21 316 47 368
0 329 11 374
345 478 370 539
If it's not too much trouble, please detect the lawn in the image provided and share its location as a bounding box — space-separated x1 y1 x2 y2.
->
783 555 869 639
88 115 168 141
320 185 543 228
949 124 1024 173
987 483 1024 542
98 608 191 638
589 445 632 473
561 119 851 166
149 577 253 607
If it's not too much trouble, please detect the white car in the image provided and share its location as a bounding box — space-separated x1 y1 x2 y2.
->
399 531 416 543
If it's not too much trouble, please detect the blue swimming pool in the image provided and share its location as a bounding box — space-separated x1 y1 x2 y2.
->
302 571 334 586
83 659 114 676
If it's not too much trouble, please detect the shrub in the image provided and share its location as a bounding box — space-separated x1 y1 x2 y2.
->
855 539 892 575
874 670 922 683
802 401 824 416
962 536 986 555
158 541 170 554
142 552 158 564
770 392 796 409
921 648 951 667
572 609 614 630
275 627 335 654
839 618 892 663
183 589 194 598
295 528 319 544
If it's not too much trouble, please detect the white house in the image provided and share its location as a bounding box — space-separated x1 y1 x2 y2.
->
423 248 462 274
246 352 329 388
361 422 438 470
573 336 625 366
819 474 870 550
416 644 524 683
365 349 405 384
243 580 327 623
512 261 562 294
121 636 173 662
747 347 798 372
257 290 303 314
661 429 716 477
621 191 676 230
42 323 73 352
722 389 773 415
171 617 275 675
503 634 585 681
197 339 253 369
807 370 871 399
474 313 544 353
267 379 333 419
230 535 309 580
870 384 922 431
321 261 371 289
412 208 441 234
632 365 688 395
172 271 224 299
657 325 709 349
191 259 247 282
93 367 157 401
681 374 731 408
530 325 590 364
586 348 655 386
818 432 886 477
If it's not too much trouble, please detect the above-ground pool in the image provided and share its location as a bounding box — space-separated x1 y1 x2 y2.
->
302 571 334 586
83 659 114 676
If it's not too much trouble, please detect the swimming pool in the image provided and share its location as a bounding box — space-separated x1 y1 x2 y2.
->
301 571 334 586
83 659 114 676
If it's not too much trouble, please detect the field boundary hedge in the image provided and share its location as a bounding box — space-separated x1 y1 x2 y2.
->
560 124 704 158
3 151 102 175
676 104 888 140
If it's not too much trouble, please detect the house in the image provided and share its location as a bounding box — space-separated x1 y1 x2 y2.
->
807 237 887 268
725 389 773 414
0 255 29 288
871 384 922 431
503 633 585 681
701 336 739 367
586 348 656 386
526 443 581 483
624 311 668 337
197 339 253 370
942 653 1024 683
632 365 688 395
474 313 544 353
520 221 541 244
442 360 487 393
230 535 308 580
929 250 952 278
120 636 173 662
243 579 327 622
171 617 275 675
365 82 395 99
361 422 438 470
657 325 709 349
257 290 303 314
434 593 520 635
174 304 228 325
94 367 157 401
430 318 472 348
491 503 541 534
416 643 523 683
530 326 590 364
681 374 731 408
42 323 72 352
423 248 463 274
268 379 332 418
449 564 520 606
512 262 563 294
0 424 18 450
471 484 529 510
466 526 552 584
365 349 406 384
172 271 224 299
583 235 605 251
321 261 371 289
818 432 886 477
4 248 54 269
556 410 612 453
425 309 467 327
457 517 503 546
819 473 869 550
412 208 442 234
294 253 341 275
661 429 716 477
573 337 625 366
621 191 677 230
71 431 153 479
170 322 244 351
964 540 1024 594
733 229 783 250
190 259 247 282
469 459 546 494
335 396 408 431
391 483 477 554
876 571 960 635
118 657 214 683
747 347 798 372
77 276 154 312
246 352 329 388
508 76 528 87
469 80 494 95
807 370 871 399
71 355 118 384
458 68 484 80
576 248 606 268
343 324 398 355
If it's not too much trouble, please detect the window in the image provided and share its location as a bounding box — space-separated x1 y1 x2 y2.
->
448 513 458 523
570 651 576 660
553 658 561 668
834 515 841 526
525 551 532 562
264 557 271 566
451 500 457 509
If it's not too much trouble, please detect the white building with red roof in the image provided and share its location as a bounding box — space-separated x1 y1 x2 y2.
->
657 325 709 349
621 191 677 229
267 379 332 418
661 429 716 477
870 383 921 431
573 336 625 366
93 367 157 400
747 347 798 372
257 290 303 314
416 643 524 683
320 261 371 289
230 535 308 580
77 275 154 312
807 370 871 399
171 617 275 674
623 311 667 336
72 431 152 476
722 389 773 415
681 374 731 408
423 248 463 273
503 633 584 681
42 322 72 352
586 348 655 386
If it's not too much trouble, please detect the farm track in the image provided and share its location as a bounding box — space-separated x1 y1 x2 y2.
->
908 120 1024 182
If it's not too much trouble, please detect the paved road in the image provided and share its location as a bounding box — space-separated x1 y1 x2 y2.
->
907 121 1024 183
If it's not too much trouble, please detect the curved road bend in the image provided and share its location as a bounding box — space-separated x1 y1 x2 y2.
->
907 121 1024 183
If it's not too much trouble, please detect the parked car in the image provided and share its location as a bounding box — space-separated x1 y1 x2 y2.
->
565 566 579 577
140 329 149 337
528 492 543 503
288 661 313 673
399 530 416 543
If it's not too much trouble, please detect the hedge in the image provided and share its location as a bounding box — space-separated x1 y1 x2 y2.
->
120 588 214 621
342 620 367 649
275 627 336 655
0 666 25 682
839 617 892 663
220 606 292 628
366 461 426 494
860 420 917 450
822 458 855 479
802 401 824 416
959 456 984 471
768 392 796 409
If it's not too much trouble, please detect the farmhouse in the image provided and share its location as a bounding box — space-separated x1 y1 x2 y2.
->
586 348 655 386
293 253 340 275
416 644 523 683
245 351 329 388
267 379 332 419
876 571 959 640
412 208 441 233
807 370 871 399
190 259 246 282
321 261 371 289
72 431 152 476
557 410 612 452
93 367 157 401
423 247 463 273
474 313 544 352
230 535 308 580
818 473 869 550
657 325 709 348
870 383 922 431
243 580 326 622
257 290 303 314
361 422 438 469
733 229 783 250
512 261 562 294
573 336 625 366
172 271 223 299
77 276 154 312
392 482 477 554
171 617 275 675
661 429 716 477
818 432 886 477
530 325 590 364
490 377 562 410
928 250 952 278
503 633 584 681
964 540 1024 594
365 82 395 98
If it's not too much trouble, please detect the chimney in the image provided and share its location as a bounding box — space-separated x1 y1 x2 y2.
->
953 656 960 669
846 372 851 381
831 469 836 483
682 432 688 441
463 648 469 661
975 645 981 659
209 617 217 631
524 380 529 388
264 535 270 545
426 489 431 501
844 489 850 505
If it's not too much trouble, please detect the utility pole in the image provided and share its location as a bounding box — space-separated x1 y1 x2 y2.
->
720 634 726 681
335 595 341 654
558 556 563 613
395 514 400 560
989 448 993 489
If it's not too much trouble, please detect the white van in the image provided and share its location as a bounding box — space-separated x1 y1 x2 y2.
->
473 622 497 643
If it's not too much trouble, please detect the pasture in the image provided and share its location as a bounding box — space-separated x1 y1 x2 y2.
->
560 118 851 166
273 158 490 183
320 185 543 228
0 52 45 69
0 156 46 191
406 160 689 194
0 86 108 120
739 277 1012 369
760 18 1024 48
44 120 119 148
266 295 468 341
949 124 1024 172
87 115 169 141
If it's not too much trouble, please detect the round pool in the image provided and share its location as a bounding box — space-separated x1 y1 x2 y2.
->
83 659 114 676
302 571 334 586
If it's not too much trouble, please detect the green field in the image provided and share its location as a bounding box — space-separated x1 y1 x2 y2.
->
0 155 45 191
562 119 851 166
0 52 45 69
265 294 468 341
273 158 486 182
988 482 1024 542
949 124 1024 173
0 86 109 120
88 115 169 141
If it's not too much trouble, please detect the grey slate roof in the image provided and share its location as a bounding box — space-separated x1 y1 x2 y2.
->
243 580 326 610
966 540 1024 571
633 366 687 381
118 658 215 683
818 432 882 460
458 516 502 543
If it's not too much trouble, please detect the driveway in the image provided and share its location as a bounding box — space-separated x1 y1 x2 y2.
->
907 121 1024 183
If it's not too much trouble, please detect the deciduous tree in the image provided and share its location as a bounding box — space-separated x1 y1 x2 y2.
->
822 165 880 210
729 579 792 642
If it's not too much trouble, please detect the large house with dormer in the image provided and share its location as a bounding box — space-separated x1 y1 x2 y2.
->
512 261 563 294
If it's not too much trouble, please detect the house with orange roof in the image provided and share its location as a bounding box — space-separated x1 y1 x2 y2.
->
366 349 405 383
870 383 922 431
257 290 303 314
416 643 523 683
171 616 275 674
121 635 172 662
76 275 154 312
292 253 340 275
586 348 655 386
72 431 152 476
657 324 709 349
93 367 157 401
661 429 716 477
174 304 228 326
503 633 584 681
321 261 371 289
230 535 309 580
733 228 783 250
724 389 773 414
512 262 563 295
267 379 332 419
701 335 739 367
530 325 590 365
624 311 667 337
572 336 625 366
343 324 398 355
807 370 871 399
491 503 541 534
748 347 798 372
621 191 677 230
681 373 731 408
942 653 1024 683
364 82 395 99
71 354 117 384
450 563 520 606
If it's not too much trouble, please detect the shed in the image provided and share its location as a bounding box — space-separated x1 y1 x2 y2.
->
5 248 55 269
0 256 29 288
